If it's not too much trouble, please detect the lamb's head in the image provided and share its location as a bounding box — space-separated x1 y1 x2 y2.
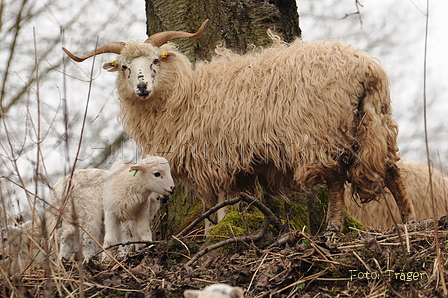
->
130 156 175 196
184 284 244 298
62 20 208 100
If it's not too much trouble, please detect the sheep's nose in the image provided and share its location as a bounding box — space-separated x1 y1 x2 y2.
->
136 82 149 97
169 186 175 194
137 81 147 91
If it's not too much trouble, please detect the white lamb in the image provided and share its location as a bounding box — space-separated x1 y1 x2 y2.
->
184 284 244 298
102 156 175 258
53 169 108 260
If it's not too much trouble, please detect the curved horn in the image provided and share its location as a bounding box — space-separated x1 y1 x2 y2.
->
62 42 127 62
144 19 209 47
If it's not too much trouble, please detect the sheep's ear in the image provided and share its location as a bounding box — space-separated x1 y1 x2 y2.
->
183 290 200 298
103 61 119 72
231 287 244 298
130 165 146 173
160 50 176 62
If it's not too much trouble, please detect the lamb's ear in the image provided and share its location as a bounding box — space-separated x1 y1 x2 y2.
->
183 290 200 298
130 165 146 173
103 61 119 72
160 50 176 62
231 287 244 298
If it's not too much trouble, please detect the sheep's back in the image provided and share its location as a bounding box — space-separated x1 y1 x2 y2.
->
134 38 395 198
53 169 108 222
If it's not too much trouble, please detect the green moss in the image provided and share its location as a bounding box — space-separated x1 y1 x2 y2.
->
261 190 311 234
342 211 365 234
207 210 264 253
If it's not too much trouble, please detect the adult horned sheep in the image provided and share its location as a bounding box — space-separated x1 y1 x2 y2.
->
63 20 414 233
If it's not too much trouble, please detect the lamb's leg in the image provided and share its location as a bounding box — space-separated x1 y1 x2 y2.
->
324 170 346 233
385 163 415 223
102 211 121 260
117 222 133 256
129 202 152 252
138 200 152 240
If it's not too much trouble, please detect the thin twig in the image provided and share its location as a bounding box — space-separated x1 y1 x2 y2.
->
421 0 447 294
247 252 268 292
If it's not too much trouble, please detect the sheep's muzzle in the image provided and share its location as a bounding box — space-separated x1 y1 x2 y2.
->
136 81 150 98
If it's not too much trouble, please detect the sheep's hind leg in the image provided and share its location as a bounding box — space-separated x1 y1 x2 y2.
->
323 170 346 235
385 163 415 224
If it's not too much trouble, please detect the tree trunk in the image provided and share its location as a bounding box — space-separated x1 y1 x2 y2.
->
145 0 301 61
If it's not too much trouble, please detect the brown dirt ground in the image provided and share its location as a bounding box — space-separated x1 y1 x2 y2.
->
2 216 448 298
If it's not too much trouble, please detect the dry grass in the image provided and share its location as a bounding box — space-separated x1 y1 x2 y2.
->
1 214 447 297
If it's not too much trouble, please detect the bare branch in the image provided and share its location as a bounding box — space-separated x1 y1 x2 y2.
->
184 193 283 266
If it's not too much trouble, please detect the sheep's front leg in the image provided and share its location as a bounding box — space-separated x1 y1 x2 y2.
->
385 163 415 224
216 191 228 223
132 201 153 251
103 211 121 260
324 170 346 233
116 221 135 257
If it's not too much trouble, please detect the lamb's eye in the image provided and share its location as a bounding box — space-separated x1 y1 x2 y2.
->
154 172 161 177
153 58 160 65
122 65 128 70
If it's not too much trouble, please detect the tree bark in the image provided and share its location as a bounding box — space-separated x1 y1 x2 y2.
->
145 0 301 61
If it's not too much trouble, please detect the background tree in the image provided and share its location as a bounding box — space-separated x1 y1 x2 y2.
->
145 0 301 61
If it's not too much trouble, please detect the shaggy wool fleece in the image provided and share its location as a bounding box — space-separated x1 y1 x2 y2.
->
117 34 398 204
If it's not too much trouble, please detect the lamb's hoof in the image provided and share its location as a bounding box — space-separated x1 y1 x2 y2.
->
321 230 340 242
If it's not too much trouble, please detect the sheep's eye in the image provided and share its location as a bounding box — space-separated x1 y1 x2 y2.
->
153 58 160 65
122 65 128 70
154 172 161 177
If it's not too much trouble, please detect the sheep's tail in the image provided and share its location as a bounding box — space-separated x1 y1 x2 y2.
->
348 61 400 203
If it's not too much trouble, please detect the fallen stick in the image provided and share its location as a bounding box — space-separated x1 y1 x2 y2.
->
185 192 282 266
